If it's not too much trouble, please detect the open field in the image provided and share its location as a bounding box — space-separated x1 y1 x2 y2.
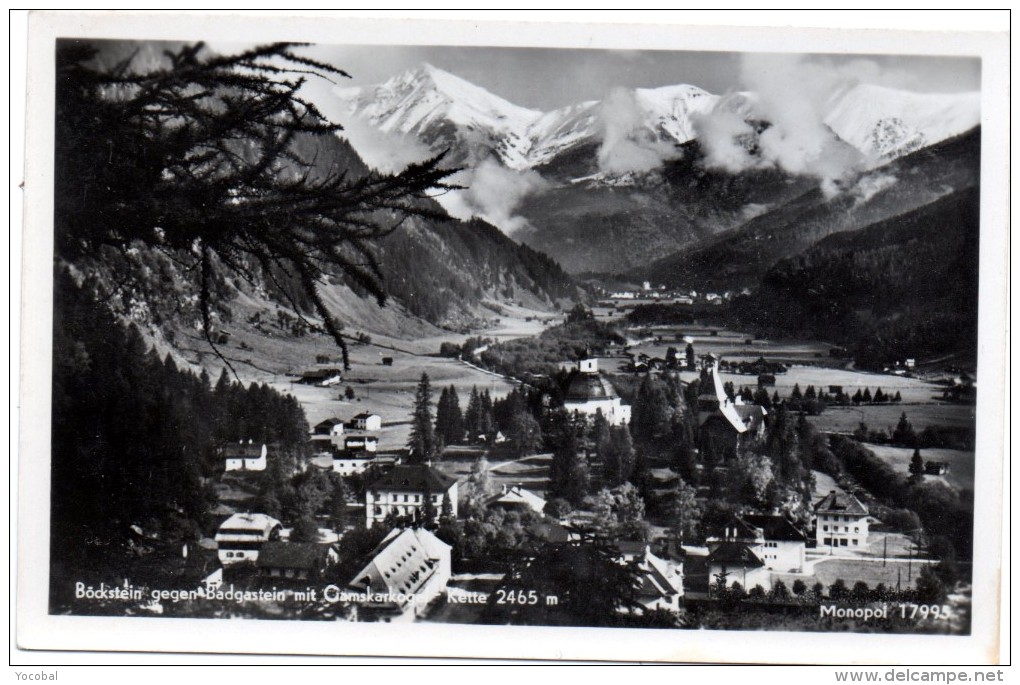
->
624 324 833 365
808 403 975 435
777 556 935 592
861 443 975 491
171 292 560 452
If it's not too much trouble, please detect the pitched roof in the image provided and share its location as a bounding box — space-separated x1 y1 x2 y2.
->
353 412 379 420
814 490 869 516
369 464 456 493
490 486 546 513
221 442 265 458
631 548 682 600
256 542 334 570
706 541 765 568
349 528 451 607
215 513 281 538
738 514 808 542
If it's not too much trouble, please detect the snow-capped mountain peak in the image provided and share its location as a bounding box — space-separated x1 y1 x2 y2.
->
333 63 981 172
823 83 981 160
334 63 542 162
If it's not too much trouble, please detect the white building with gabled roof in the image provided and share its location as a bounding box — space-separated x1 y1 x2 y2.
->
214 512 282 565
815 490 870 550
348 527 451 622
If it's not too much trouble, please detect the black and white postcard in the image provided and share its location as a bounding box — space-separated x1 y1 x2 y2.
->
15 11 1009 665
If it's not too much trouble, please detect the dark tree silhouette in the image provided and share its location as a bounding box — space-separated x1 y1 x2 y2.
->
55 41 459 371
408 373 437 463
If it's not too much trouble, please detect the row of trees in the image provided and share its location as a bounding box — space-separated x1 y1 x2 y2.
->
713 568 951 606
409 374 546 462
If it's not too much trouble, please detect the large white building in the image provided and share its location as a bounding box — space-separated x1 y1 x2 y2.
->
815 490 870 550
707 514 808 574
563 356 631 426
348 527 452 622
365 464 458 528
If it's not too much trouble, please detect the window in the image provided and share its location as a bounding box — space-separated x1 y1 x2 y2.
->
854 527 859 533
852 539 858 546
823 525 828 532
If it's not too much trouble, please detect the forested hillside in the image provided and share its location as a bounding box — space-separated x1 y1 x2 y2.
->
50 271 310 606
730 186 980 368
637 127 981 290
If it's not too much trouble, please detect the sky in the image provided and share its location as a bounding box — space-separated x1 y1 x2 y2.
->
206 42 982 112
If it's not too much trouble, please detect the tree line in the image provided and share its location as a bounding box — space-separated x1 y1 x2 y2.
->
51 274 310 604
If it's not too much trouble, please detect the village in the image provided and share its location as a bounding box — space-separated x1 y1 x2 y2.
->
80 297 973 632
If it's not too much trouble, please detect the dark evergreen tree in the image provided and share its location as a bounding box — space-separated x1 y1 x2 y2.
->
408 373 437 463
632 376 672 444
435 385 465 446
601 426 637 487
893 412 917 446
908 447 926 484
464 386 482 442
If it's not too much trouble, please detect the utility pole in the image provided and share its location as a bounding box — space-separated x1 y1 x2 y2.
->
883 535 888 567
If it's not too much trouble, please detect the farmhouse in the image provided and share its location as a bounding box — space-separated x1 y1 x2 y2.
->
563 354 632 426
350 412 382 431
214 513 282 565
222 440 267 472
256 542 339 582
311 418 345 442
365 464 458 528
814 490 870 550
348 527 452 622
298 368 343 386
707 514 807 573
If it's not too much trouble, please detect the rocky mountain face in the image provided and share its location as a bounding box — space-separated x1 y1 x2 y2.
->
332 63 981 276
